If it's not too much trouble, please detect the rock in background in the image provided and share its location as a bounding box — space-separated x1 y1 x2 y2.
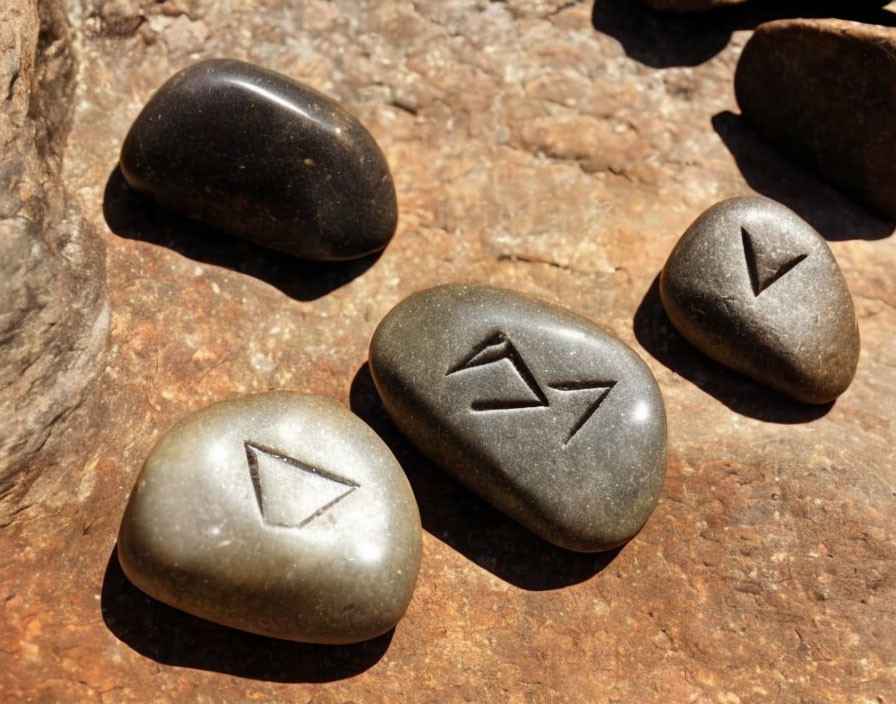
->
0 0 108 526
736 18 896 220
1 0 894 702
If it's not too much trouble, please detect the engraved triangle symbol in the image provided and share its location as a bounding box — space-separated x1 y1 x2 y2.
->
244 442 359 528
741 227 807 296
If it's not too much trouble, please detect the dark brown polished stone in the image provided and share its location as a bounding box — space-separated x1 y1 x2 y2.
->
736 18 896 221
120 59 397 260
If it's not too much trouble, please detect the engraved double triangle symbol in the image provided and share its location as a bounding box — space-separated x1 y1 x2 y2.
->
244 441 359 529
446 332 616 445
741 226 807 297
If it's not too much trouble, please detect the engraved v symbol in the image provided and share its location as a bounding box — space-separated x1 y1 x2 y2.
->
742 227 807 297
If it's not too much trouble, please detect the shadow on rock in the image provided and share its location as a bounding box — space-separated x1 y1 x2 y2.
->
712 111 896 240
102 166 381 302
101 549 393 682
591 0 896 69
634 276 834 424
349 362 621 591
712 111 895 241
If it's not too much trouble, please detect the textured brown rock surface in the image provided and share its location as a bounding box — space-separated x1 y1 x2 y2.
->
736 18 896 220
1 1 895 702
642 0 891 11
0 0 108 525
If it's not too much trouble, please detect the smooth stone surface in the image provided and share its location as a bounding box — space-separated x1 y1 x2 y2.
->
735 19 896 221
117 392 422 644
369 284 667 553
660 196 860 404
120 59 398 260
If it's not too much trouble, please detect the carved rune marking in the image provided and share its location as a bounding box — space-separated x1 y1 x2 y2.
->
741 227 808 296
548 381 617 445
447 332 616 445
244 441 359 528
446 331 549 410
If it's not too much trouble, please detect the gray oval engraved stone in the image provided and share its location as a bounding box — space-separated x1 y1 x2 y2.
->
369 284 667 553
117 392 422 644
120 59 398 261
659 196 860 404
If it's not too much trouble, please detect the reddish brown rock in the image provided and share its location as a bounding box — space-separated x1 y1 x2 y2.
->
1 1 895 702
0 0 108 525
736 18 896 220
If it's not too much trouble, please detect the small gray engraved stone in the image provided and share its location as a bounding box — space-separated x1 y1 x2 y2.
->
117 392 422 644
659 196 860 404
369 284 668 553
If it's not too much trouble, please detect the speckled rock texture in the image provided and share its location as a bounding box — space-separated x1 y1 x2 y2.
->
0 0 108 526
1 1 895 702
736 18 896 220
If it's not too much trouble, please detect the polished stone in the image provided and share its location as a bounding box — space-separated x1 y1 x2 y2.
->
736 19 896 220
117 392 422 644
660 196 860 404
369 284 667 553
120 59 397 260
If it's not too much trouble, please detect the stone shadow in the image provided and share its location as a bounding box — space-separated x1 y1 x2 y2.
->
101 548 393 682
633 276 834 424
102 166 381 302
712 111 895 241
349 362 622 591
591 0 896 69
